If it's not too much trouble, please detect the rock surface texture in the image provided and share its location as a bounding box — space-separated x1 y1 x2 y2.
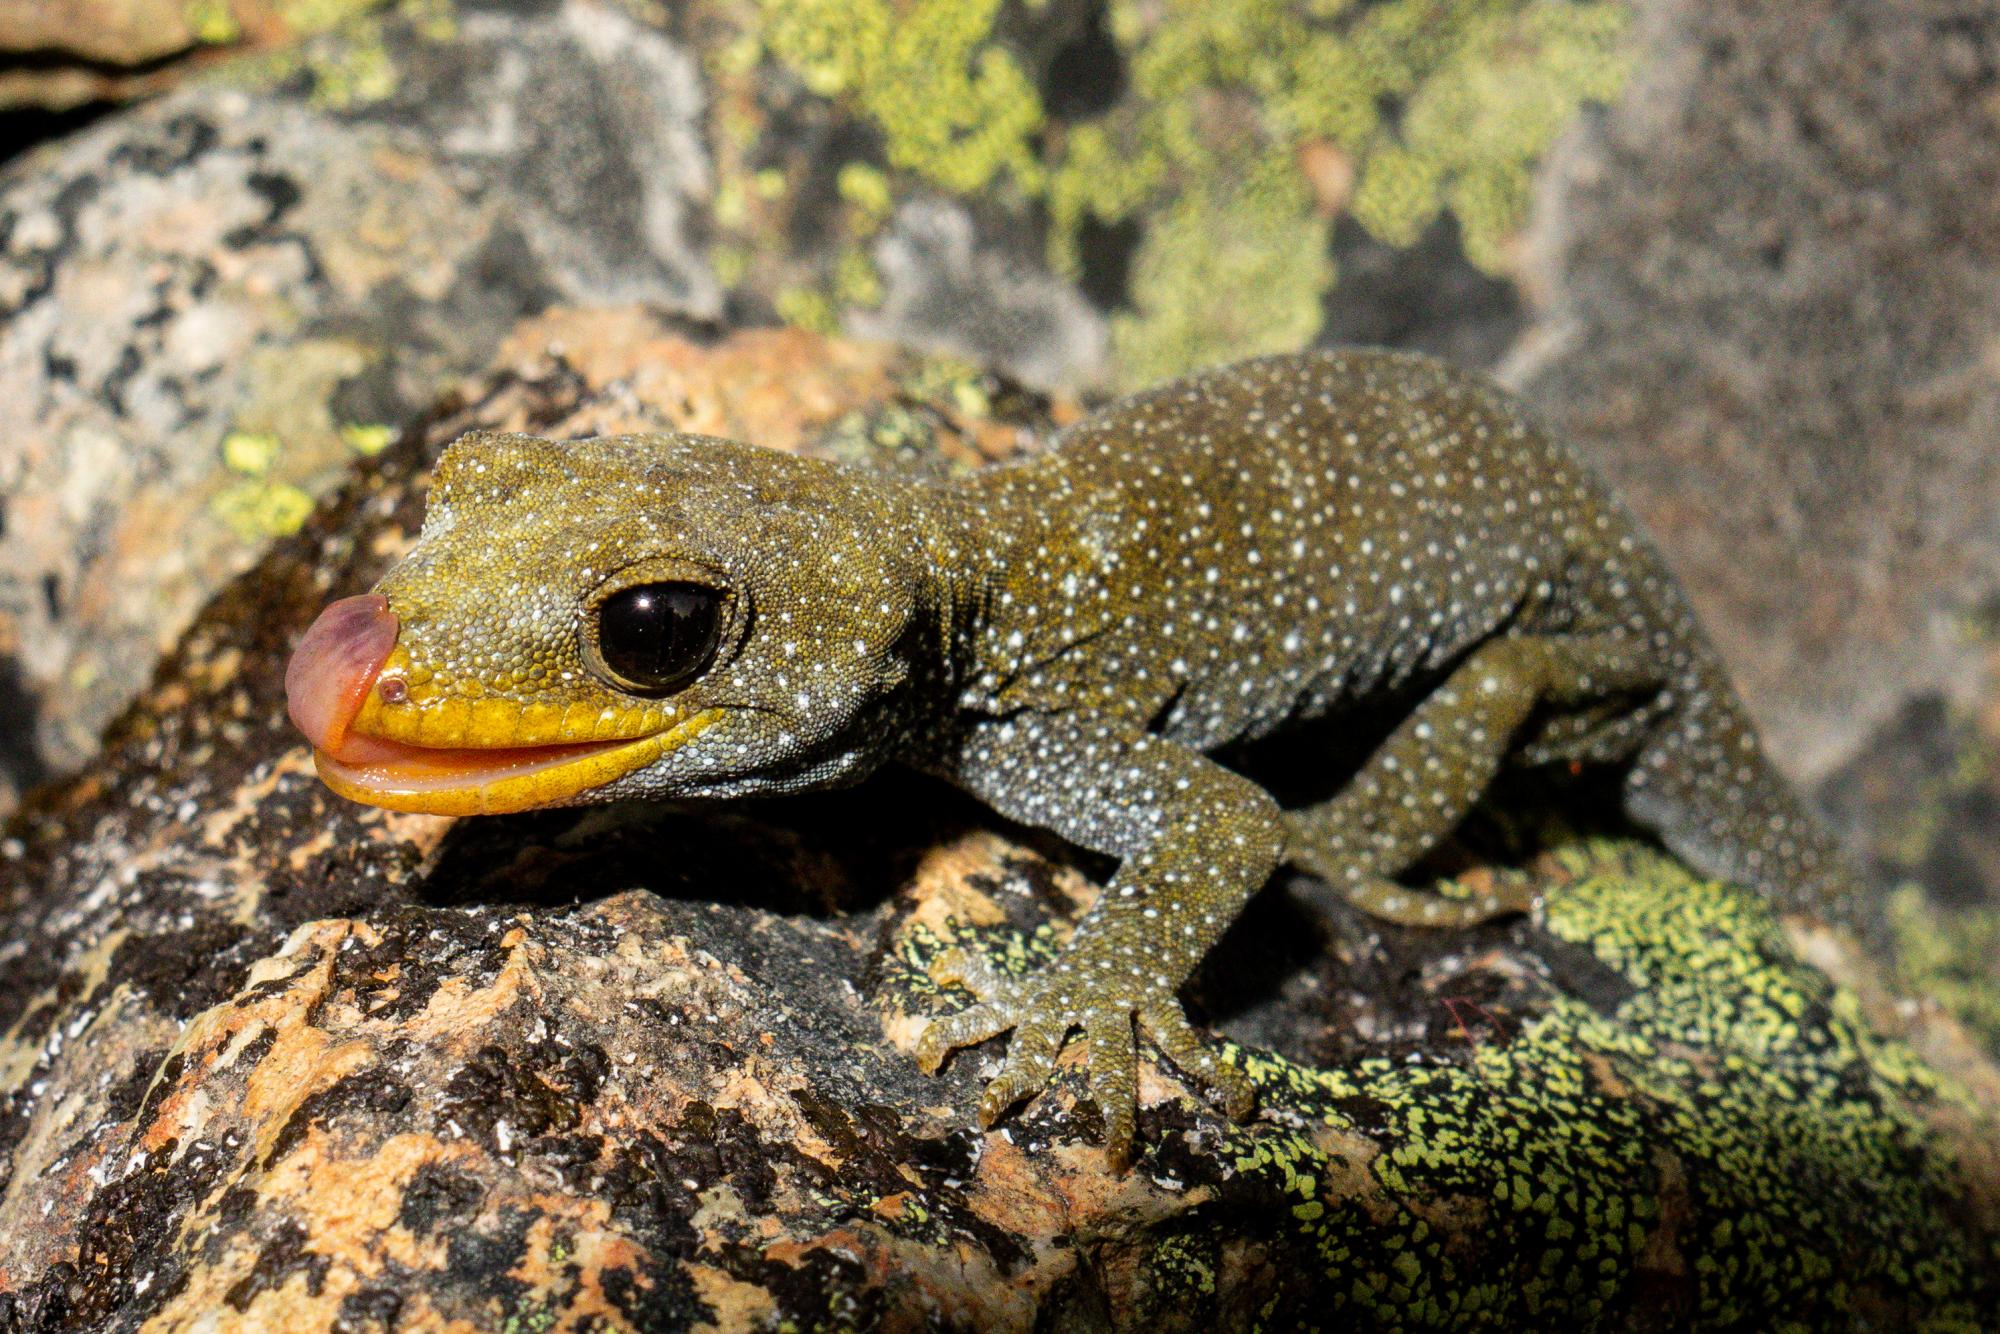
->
0 322 1994 1331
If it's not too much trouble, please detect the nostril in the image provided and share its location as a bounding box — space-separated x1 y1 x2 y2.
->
285 593 401 753
378 676 409 704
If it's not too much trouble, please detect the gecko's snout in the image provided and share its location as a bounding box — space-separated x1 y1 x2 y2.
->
285 593 400 755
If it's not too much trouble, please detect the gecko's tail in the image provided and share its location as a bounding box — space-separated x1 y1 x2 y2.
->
1621 686 1863 926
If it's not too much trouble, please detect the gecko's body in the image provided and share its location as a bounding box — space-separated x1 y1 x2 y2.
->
286 350 1854 1167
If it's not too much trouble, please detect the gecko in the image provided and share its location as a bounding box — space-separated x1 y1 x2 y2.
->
285 349 1857 1169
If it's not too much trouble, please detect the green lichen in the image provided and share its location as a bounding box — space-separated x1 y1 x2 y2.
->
212 478 316 539
902 353 996 422
774 285 840 334
1344 0 1632 270
755 0 1046 196
833 244 885 308
719 0 1634 384
1108 153 1333 391
185 0 242 45
222 0 445 108
836 162 896 232
221 430 282 477
1090 0 1634 381
1147 1231 1223 1303
339 422 396 457
303 34 397 108
214 430 316 537
900 833 1997 1324
1850 700 2000 1056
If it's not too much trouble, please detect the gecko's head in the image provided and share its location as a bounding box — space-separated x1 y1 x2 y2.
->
285 430 938 815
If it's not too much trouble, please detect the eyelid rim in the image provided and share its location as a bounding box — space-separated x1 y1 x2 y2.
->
579 556 747 694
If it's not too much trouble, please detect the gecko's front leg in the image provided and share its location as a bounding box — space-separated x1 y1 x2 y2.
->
914 713 1281 1169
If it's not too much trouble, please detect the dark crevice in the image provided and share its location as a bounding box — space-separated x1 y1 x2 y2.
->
0 102 120 167
0 655 50 797
1042 5 1123 122
1074 211 1141 311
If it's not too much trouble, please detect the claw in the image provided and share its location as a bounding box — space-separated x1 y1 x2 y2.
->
916 950 1239 1173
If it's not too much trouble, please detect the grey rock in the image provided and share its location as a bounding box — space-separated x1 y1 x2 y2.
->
852 198 1106 390
1507 0 2000 784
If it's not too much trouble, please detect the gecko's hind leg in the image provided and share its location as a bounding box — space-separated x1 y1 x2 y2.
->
1284 633 1662 928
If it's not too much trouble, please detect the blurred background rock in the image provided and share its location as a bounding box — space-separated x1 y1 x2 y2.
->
0 0 1994 1043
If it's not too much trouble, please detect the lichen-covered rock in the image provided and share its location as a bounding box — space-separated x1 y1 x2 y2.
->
692 0 1614 388
0 323 1993 1332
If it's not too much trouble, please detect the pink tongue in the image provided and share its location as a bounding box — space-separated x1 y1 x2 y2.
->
285 593 399 753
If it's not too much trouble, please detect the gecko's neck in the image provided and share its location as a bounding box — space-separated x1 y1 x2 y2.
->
885 452 1071 703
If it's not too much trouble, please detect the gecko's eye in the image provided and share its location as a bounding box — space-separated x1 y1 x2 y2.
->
590 582 723 695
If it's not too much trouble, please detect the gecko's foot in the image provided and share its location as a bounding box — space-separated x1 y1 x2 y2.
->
914 947 1255 1172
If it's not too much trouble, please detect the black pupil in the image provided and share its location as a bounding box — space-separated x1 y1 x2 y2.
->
595 583 722 694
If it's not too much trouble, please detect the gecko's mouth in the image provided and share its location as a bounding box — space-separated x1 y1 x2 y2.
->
309 724 713 817
285 593 717 816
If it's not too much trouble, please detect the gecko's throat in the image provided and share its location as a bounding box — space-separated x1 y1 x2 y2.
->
284 593 713 816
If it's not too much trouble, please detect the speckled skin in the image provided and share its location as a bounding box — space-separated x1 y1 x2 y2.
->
324 349 1854 1168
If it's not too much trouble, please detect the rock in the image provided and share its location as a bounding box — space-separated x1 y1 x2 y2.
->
0 321 1993 1330
1509 0 2000 785
849 200 1105 392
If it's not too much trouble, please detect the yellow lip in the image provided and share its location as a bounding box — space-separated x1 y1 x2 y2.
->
313 709 723 816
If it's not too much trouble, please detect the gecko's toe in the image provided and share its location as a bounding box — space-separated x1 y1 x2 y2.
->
1140 1001 1257 1122
975 1012 1063 1125
1083 1007 1139 1172
927 946 1009 1002
915 1000 1012 1073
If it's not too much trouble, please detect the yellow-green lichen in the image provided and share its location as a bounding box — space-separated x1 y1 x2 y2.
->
221 430 282 476
1841 700 2000 1056
774 285 840 334
213 478 316 539
895 831 1997 1324
836 161 896 231
756 0 1046 196
339 422 396 457
185 0 243 45
223 0 444 108
832 245 884 308
215 429 316 537
1109 153 1333 390
718 0 1635 383
1146 1231 1222 1303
